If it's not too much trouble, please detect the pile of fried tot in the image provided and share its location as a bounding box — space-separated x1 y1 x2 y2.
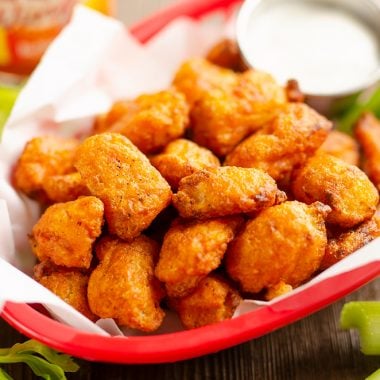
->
12 39 380 332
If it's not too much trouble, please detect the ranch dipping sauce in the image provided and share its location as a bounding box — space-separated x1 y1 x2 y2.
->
237 0 380 113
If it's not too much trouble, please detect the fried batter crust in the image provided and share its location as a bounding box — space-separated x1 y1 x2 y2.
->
355 113 380 189
319 130 360 166
13 136 79 201
88 235 165 332
225 201 330 293
292 153 379 228
155 216 243 297
35 267 96 321
43 172 89 203
74 133 172 241
321 217 380 270
151 139 220 189
30 196 104 269
170 275 242 329
225 103 332 181
94 90 189 154
191 70 287 156
172 58 237 105
173 166 286 219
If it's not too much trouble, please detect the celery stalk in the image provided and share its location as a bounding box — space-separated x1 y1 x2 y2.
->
366 369 380 380
340 301 380 355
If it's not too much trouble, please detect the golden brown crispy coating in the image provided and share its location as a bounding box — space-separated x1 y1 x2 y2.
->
13 136 79 201
319 130 360 166
225 103 332 181
320 217 380 270
206 38 247 72
292 154 379 228
355 112 380 189
173 166 286 219
95 90 189 154
265 281 293 301
170 275 242 329
34 265 96 321
43 172 89 203
155 216 243 297
74 133 172 241
191 70 287 156
225 201 330 293
172 58 237 105
150 139 220 190
88 235 165 332
30 196 104 269
285 79 305 103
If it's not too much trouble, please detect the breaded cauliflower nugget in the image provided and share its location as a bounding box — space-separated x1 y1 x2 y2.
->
292 154 379 228
43 172 89 203
34 264 96 321
94 90 189 154
155 216 243 297
191 70 287 156
88 235 165 332
355 113 380 189
206 38 247 72
320 217 380 270
265 281 293 301
225 201 330 293
225 103 332 181
319 130 360 166
151 139 220 189
30 196 104 269
74 133 172 241
170 275 242 329
172 58 237 105
13 136 79 201
173 166 286 219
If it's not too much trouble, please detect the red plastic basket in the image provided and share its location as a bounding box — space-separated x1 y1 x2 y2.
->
2 0 380 364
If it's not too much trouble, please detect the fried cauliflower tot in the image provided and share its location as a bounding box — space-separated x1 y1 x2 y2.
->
225 103 332 181
265 281 293 301
320 217 380 270
172 58 237 105
319 130 360 166
43 172 89 203
355 113 380 189
173 166 286 219
191 70 287 156
170 275 242 329
34 265 96 321
151 139 220 189
206 38 247 72
292 154 379 228
30 196 104 269
155 216 243 297
225 201 330 293
13 136 79 201
74 133 172 241
95 90 189 154
88 235 165 332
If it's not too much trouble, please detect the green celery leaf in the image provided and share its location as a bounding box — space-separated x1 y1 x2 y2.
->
341 301 380 355
366 369 380 380
337 87 380 134
0 353 67 380
0 367 13 380
7 340 79 372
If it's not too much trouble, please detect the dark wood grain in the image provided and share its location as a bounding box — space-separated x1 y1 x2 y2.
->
1 278 379 380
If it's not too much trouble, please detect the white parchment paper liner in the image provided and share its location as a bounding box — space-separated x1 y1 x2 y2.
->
0 5 379 337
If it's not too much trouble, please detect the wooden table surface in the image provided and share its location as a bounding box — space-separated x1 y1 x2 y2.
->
1 1 380 379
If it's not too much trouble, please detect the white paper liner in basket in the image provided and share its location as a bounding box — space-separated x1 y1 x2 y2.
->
0 5 379 337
